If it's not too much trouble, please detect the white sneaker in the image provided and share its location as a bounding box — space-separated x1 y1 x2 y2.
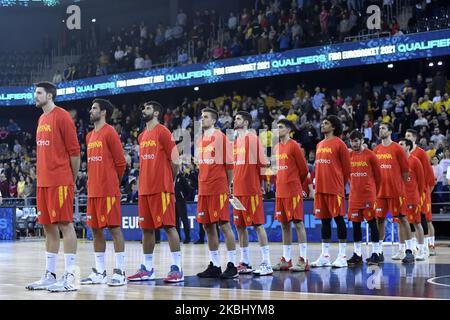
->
47 272 77 292
415 252 426 261
80 268 107 285
331 255 348 268
392 250 406 260
311 254 332 267
424 245 430 257
252 262 273 276
26 271 56 290
108 269 127 287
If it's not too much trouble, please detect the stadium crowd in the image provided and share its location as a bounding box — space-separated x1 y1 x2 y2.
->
1 71 450 213
52 0 449 82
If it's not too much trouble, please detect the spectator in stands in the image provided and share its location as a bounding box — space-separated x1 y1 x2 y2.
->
228 12 238 32
143 54 152 69
432 155 444 203
320 5 329 35
431 127 446 148
413 108 429 128
257 32 270 53
126 180 138 203
8 176 17 198
52 70 63 84
312 86 325 110
177 9 188 27
0 173 8 198
134 53 145 69
432 71 446 94
177 48 189 64
16 175 25 198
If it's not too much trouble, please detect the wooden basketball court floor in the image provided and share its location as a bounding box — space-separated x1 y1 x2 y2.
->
1 240 450 300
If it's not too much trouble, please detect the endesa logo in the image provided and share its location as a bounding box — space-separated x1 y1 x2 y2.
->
351 172 368 177
88 156 103 162
142 154 155 160
37 140 50 146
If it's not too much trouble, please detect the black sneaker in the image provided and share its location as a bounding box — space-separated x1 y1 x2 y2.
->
194 239 204 244
347 253 363 266
220 262 238 279
367 253 380 265
197 262 222 278
368 252 384 263
402 250 415 264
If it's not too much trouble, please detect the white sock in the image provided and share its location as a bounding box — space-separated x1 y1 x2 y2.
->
299 243 307 260
210 250 220 267
412 237 417 249
171 251 182 269
260 245 271 265
94 252 105 273
418 244 425 255
378 240 384 252
425 237 430 247
354 242 362 256
399 243 406 252
240 247 250 265
143 254 153 271
46 252 57 274
227 250 237 265
339 242 347 257
64 253 76 274
373 242 380 254
431 236 435 246
115 252 125 271
282 245 292 261
322 242 330 256
405 239 413 251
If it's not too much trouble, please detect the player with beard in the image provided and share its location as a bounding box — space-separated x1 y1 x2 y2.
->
80 99 127 286
127 101 184 283
405 129 436 256
374 123 413 263
311 115 351 268
232 111 273 276
346 130 382 266
26 81 80 292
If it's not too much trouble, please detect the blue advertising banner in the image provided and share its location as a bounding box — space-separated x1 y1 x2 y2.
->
1 29 449 106
86 200 398 243
0 207 16 241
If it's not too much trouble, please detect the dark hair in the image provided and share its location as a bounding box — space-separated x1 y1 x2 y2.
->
325 115 342 136
93 99 114 121
399 138 413 151
406 128 418 137
277 118 294 131
236 111 252 127
349 129 363 140
143 100 164 121
35 81 57 100
201 107 219 122
380 121 394 132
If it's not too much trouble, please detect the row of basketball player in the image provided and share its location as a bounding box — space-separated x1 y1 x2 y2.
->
25 81 437 292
